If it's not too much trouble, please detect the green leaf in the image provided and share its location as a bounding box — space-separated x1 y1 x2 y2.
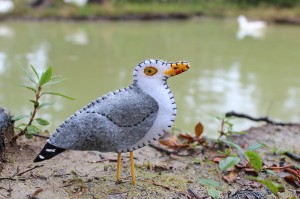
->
194 158 201 164
266 169 277 176
26 125 38 135
226 141 244 156
25 134 33 139
16 84 37 93
199 178 221 189
51 75 62 80
44 78 66 86
22 67 38 86
245 150 263 173
29 100 39 107
247 176 283 196
234 131 245 135
30 64 39 80
217 150 229 156
39 67 52 85
16 123 27 127
42 92 75 100
12 115 29 121
219 156 240 171
35 118 49 126
207 186 221 199
248 143 269 151
14 126 22 131
37 102 54 110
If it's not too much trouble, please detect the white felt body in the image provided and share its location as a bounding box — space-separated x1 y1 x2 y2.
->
125 59 177 151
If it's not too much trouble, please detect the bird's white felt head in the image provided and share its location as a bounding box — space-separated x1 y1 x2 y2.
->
133 59 190 83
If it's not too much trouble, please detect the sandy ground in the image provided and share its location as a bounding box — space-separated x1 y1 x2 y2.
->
0 124 299 199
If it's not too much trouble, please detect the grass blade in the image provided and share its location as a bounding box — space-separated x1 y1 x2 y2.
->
248 143 269 151
226 141 244 156
42 91 75 100
12 115 29 121
37 102 54 110
247 176 284 196
22 67 38 87
16 84 37 93
30 64 39 80
43 78 66 86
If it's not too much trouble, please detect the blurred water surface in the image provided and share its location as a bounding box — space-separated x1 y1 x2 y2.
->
0 19 299 137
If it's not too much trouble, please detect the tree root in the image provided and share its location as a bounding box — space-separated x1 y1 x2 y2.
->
0 165 44 181
283 151 300 162
225 111 297 126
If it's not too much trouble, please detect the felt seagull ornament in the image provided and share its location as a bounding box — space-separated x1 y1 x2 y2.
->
34 59 190 185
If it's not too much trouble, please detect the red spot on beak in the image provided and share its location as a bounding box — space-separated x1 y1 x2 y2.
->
176 70 182 75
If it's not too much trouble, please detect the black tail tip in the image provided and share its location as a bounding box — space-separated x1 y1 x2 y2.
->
33 142 65 163
33 155 45 162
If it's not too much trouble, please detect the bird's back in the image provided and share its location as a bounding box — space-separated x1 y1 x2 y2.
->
47 84 159 152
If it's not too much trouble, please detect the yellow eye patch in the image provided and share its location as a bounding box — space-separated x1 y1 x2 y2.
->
144 66 158 76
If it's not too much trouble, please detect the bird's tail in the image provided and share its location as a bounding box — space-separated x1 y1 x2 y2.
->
34 142 65 162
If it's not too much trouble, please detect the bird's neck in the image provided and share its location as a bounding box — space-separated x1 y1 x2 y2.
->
134 78 176 116
131 78 177 147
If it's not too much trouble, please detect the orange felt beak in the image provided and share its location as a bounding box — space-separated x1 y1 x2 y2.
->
163 62 190 77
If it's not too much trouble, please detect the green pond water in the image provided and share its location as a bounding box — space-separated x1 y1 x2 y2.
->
0 19 300 138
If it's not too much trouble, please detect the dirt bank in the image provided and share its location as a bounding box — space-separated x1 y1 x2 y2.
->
0 124 299 198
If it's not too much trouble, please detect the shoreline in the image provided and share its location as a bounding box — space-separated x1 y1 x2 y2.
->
1 13 300 25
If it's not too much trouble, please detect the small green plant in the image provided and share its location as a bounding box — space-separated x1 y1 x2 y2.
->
218 140 285 197
221 141 267 173
215 115 244 143
247 176 284 197
11 65 74 142
199 178 222 199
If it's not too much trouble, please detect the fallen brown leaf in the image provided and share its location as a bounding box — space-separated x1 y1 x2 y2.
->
223 170 238 183
179 133 194 143
194 122 204 138
210 155 227 163
284 175 300 188
159 135 179 148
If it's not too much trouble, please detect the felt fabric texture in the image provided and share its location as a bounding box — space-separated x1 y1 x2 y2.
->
48 84 159 152
34 59 189 162
33 142 65 162
129 60 177 150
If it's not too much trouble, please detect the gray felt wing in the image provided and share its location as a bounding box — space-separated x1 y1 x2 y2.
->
48 85 159 152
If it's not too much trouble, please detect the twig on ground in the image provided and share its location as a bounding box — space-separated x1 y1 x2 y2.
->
265 164 300 180
33 134 50 139
225 111 296 126
0 165 43 181
17 165 44 176
87 159 117 163
143 179 191 198
284 168 300 180
266 165 295 170
187 188 200 199
284 151 300 162
27 187 43 199
0 183 12 198
149 144 191 157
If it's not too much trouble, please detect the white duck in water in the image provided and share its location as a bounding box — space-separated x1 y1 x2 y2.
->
0 0 14 14
64 0 88 7
237 15 266 40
